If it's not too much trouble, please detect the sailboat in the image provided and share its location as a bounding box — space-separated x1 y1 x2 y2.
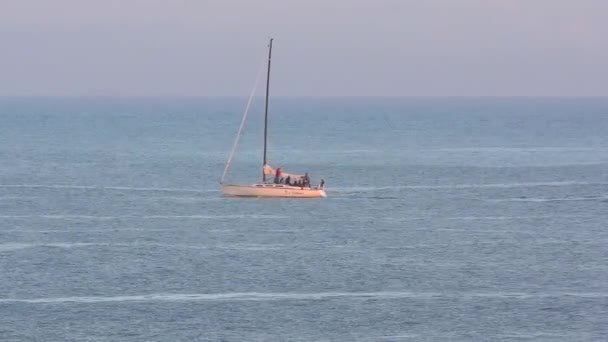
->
219 39 327 198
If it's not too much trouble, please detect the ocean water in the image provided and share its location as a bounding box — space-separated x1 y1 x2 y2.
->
0 97 607 341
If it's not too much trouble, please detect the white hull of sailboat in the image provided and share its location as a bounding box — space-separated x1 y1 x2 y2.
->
221 184 327 198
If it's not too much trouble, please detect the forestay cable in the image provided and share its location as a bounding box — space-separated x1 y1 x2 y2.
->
220 57 266 184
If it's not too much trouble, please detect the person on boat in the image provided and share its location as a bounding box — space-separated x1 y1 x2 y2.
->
303 173 310 187
274 167 282 184
320 179 325 188
285 175 291 186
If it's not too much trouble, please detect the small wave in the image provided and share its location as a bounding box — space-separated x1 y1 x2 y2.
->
320 214 596 223
0 184 217 193
444 215 592 220
0 215 123 220
0 243 37 252
495 332 565 339
0 242 285 252
0 292 443 304
143 214 288 219
429 147 606 152
0 196 38 200
363 196 399 200
377 334 420 340
0 214 288 220
279 149 380 155
0 242 99 252
147 196 222 203
13 228 172 233
488 195 608 203
2 291 606 304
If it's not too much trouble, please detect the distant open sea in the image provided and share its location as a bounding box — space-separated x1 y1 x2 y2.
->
1 97 607 341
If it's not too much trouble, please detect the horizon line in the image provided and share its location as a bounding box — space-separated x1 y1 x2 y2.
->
1 95 607 99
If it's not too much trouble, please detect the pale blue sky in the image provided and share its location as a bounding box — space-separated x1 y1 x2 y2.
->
1 0 607 96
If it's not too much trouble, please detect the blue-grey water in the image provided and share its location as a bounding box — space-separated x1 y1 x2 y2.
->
1 97 607 341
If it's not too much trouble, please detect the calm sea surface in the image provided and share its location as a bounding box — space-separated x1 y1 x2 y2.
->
1 97 607 341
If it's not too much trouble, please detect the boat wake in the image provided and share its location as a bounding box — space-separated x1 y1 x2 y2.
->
333 181 608 193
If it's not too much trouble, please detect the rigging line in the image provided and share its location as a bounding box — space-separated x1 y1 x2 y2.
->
220 56 267 184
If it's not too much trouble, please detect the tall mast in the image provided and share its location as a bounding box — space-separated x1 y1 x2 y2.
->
262 38 273 182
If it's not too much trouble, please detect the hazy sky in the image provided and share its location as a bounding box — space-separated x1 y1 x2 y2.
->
1 0 607 96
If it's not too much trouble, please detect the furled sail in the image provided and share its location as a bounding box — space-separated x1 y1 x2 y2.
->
263 164 274 176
